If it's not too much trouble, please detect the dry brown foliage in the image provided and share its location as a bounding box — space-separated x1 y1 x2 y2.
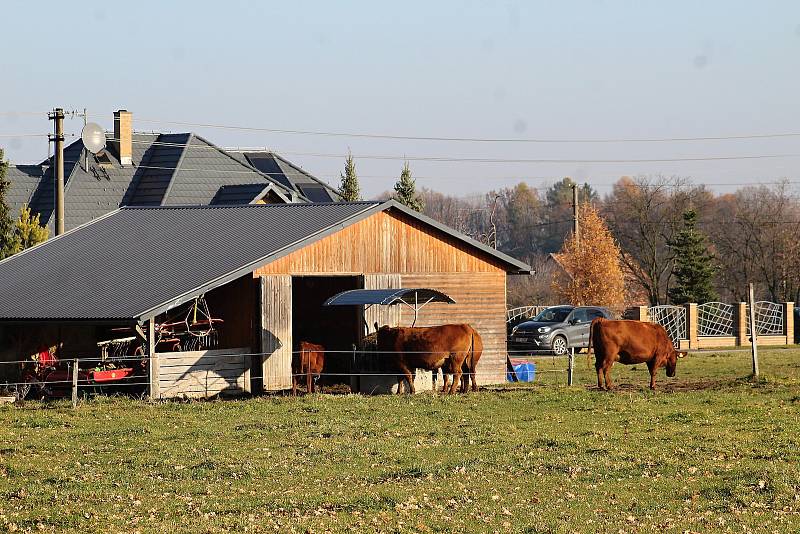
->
552 203 626 309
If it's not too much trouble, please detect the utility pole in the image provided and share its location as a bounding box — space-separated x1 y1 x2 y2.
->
48 108 65 236
572 183 580 247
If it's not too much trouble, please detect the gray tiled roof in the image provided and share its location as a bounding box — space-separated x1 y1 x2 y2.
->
4 133 308 230
4 165 43 214
237 151 341 202
0 200 531 322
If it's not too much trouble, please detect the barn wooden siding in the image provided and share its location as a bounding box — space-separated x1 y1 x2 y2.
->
253 211 507 275
400 273 508 385
158 347 251 398
259 275 293 390
252 209 511 390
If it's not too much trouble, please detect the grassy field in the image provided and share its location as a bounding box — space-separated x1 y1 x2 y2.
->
1 348 799 533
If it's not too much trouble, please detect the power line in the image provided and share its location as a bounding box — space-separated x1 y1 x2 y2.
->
135 117 800 144
94 137 800 164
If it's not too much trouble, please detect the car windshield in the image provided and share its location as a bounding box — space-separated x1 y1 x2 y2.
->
533 307 572 323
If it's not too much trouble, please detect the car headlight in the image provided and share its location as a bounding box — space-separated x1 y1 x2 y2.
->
538 326 551 333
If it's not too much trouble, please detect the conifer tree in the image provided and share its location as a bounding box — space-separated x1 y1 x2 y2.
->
667 210 718 304
337 151 361 201
0 149 17 260
552 203 626 308
392 162 424 212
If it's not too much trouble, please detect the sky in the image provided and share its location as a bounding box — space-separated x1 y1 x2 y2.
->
2 1 800 199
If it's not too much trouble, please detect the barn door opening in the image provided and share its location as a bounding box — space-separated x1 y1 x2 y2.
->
292 276 361 388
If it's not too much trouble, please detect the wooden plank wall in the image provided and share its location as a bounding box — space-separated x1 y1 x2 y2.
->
254 211 507 275
400 272 508 384
260 275 293 391
158 347 251 398
363 274 402 334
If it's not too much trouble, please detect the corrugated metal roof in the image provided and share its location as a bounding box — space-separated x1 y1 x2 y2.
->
324 288 455 306
0 202 377 322
0 200 531 323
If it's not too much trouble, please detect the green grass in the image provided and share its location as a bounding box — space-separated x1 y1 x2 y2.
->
1 348 799 533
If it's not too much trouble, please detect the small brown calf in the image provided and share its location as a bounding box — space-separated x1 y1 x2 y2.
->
292 341 325 396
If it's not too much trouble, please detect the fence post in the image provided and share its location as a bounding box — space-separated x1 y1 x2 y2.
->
685 303 698 349
632 306 649 322
71 358 79 408
567 347 574 386
734 302 748 346
748 284 760 378
147 318 160 400
784 302 794 344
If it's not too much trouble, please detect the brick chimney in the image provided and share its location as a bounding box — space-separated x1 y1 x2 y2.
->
113 110 133 166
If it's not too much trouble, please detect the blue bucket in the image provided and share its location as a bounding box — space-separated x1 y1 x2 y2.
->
507 362 536 382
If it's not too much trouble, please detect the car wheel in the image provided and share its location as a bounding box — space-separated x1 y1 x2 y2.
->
552 335 568 356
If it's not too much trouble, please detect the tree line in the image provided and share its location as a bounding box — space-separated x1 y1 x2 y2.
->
337 156 799 308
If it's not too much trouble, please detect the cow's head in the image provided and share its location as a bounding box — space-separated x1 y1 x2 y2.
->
666 349 687 377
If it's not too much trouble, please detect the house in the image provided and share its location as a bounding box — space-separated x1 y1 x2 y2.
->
0 201 531 398
4 110 340 231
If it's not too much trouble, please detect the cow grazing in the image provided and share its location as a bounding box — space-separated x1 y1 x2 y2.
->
588 318 686 390
376 324 480 394
292 341 325 396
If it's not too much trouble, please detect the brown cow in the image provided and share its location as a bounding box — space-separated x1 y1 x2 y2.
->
458 330 483 393
292 341 325 396
376 324 480 394
588 318 686 390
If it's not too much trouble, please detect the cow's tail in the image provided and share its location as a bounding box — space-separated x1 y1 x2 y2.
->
586 319 595 369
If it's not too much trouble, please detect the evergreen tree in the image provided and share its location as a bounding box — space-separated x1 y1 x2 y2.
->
667 209 718 304
12 204 48 253
392 162 424 212
337 151 361 201
0 149 17 260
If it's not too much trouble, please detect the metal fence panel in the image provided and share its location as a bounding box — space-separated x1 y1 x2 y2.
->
648 305 686 346
746 301 783 335
698 302 734 337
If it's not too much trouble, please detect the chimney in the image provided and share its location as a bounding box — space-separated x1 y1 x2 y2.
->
113 109 133 166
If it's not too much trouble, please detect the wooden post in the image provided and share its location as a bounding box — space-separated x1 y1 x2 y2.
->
685 303 698 349
147 319 159 399
71 358 79 408
748 284 759 378
784 302 794 344
567 347 574 386
735 302 748 346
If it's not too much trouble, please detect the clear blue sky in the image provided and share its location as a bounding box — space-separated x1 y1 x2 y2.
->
2 1 800 198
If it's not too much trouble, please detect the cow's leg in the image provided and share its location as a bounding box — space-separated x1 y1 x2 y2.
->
441 371 450 394
603 362 614 390
647 360 657 390
291 374 298 397
448 354 465 394
407 370 417 394
595 359 604 390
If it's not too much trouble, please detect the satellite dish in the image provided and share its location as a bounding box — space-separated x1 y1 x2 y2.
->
81 122 106 154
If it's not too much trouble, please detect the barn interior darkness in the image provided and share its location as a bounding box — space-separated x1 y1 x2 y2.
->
292 276 361 384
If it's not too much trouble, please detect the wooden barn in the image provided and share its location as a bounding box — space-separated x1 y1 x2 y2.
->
0 201 530 398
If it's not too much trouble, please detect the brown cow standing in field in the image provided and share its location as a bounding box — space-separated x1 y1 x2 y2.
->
588 318 686 390
376 324 480 394
292 341 325 396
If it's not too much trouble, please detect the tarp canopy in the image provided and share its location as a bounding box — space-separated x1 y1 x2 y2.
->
323 288 455 307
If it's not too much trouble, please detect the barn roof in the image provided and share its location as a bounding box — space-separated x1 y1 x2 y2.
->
0 200 531 323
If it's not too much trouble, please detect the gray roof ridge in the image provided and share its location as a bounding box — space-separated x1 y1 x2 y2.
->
270 151 339 195
157 132 193 206
62 146 85 196
189 134 302 200
134 202 382 320
119 200 379 211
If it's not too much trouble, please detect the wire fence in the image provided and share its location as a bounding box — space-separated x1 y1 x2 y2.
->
0 347 581 402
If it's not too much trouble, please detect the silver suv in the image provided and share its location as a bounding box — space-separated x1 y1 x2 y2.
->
508 305 612 355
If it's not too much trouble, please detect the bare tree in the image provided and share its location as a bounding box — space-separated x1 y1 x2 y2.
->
602 175 712 305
